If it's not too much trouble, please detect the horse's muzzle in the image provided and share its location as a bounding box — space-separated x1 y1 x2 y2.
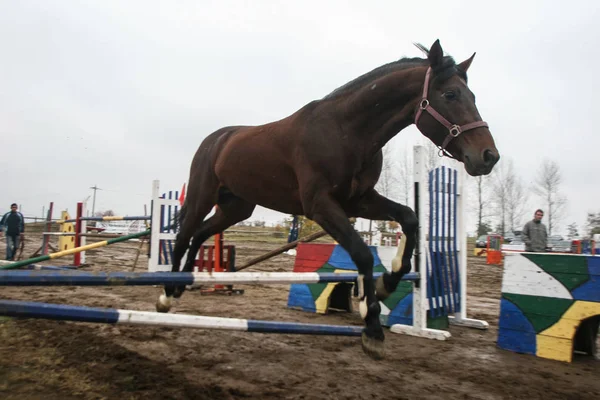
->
464 148 500 176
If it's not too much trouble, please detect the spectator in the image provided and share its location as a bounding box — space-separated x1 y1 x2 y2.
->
522 209 548 253
0 203 25 260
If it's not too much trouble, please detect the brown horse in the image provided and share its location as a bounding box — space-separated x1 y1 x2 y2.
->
156 39 499 360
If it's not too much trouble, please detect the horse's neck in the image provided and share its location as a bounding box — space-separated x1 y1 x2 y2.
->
342 67 426 154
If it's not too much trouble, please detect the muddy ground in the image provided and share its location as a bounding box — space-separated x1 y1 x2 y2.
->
1 232 598 400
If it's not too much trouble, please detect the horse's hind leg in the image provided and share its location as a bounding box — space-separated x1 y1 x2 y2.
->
305 192 384 360
156 189 255 312
156 192 215 312
178 192 255 284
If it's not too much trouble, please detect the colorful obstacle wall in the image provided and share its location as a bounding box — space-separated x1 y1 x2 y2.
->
286 243 388 315
287 243 448 329
498 253 600 362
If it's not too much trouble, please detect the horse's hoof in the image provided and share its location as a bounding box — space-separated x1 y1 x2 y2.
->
173 285 186 298
156 293 172 313
375 274 391 301
361 332 385 360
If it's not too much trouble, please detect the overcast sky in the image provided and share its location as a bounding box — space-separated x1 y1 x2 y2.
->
1 0 597 236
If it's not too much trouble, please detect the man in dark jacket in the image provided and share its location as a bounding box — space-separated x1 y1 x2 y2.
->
522 209 548 252
0 203 25 260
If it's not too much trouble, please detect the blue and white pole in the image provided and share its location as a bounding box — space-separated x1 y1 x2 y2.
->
0 271 419 287
0 300 363 336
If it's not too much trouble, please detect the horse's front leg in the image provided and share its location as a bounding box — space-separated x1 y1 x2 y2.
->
306 192 385 360
348 189 418 301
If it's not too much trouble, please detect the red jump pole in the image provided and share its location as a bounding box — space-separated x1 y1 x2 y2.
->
214 232 224 290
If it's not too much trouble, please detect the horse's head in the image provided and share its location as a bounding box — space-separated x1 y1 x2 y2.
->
414 40 499 176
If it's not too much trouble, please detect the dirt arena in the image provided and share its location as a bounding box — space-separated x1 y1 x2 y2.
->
1 231 599 400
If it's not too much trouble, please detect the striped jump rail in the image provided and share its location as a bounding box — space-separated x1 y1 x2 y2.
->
0 230 151 271
0 299 363 336
58 216 152 223
0 271 419 286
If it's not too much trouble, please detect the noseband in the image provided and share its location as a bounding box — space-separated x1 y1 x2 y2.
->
414 67 489 158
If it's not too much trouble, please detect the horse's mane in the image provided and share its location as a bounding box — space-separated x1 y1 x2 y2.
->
323 43 466 100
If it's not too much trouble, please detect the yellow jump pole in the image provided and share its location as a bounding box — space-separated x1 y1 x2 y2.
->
0 230 150 270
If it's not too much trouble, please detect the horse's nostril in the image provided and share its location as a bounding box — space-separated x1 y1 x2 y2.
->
483 149 498 166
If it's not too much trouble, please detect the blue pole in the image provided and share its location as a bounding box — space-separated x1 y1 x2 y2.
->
0 270 419 286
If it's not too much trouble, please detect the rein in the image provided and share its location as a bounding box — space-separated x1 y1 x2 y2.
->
414 67 488 158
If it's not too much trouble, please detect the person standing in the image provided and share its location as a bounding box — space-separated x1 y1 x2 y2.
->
0 203 25 260
522 209 548 253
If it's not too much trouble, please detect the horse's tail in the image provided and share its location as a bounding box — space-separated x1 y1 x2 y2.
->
172 202 187 233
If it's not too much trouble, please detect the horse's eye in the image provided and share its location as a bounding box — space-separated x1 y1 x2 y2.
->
443 91 457 100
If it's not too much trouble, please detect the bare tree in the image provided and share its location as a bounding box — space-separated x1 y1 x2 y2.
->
505 167 528 233
396 147 412 206
472 175 493 236
586 212 600 237
94 209 116 217
424 141 440 172
533 160 566 236
371 143 399 241
375 143 398 200
567 222 579 240
491 159 528 235
491 164 509 236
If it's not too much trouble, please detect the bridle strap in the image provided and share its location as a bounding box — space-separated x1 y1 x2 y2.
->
414 67 489 158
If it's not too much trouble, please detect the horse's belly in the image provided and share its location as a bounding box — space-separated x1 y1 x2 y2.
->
230 180 303 214
217 162 303 214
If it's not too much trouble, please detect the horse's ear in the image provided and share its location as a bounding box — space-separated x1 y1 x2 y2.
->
428 39 444 68
458 52 476 72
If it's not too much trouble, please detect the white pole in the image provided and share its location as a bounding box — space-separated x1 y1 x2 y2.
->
458 168 467 320
413 145 427 331
448 167 488 329
390 145 450 341
149 180 161 272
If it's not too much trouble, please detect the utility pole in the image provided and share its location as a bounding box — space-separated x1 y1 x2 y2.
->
90 184 102 216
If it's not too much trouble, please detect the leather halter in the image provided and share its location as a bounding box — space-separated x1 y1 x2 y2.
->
414 67 489 158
